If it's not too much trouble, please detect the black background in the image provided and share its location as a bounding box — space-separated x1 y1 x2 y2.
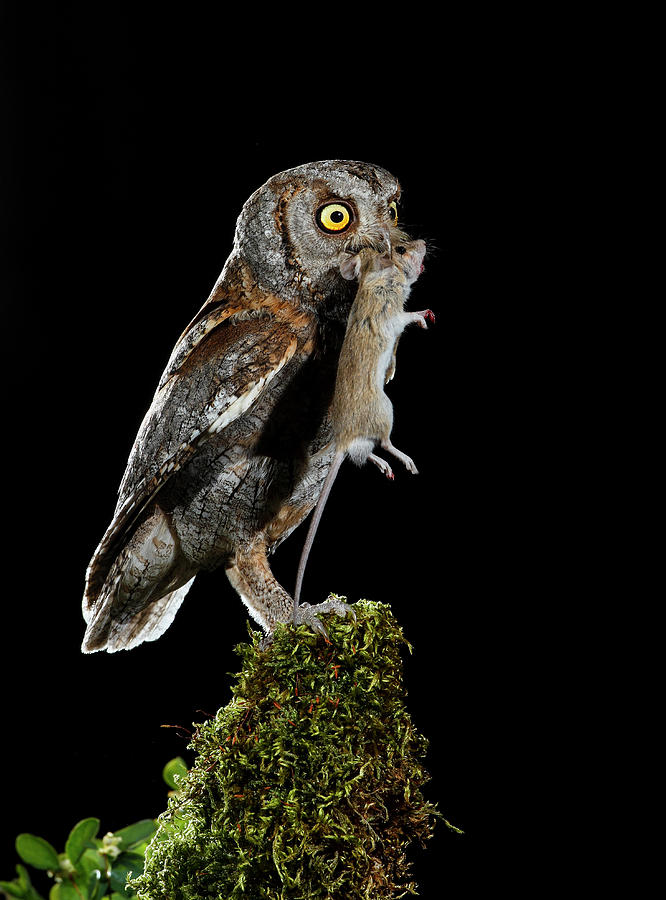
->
1 4 582 895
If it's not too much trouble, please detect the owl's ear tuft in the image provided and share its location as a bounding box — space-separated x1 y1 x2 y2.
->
340 254 361 281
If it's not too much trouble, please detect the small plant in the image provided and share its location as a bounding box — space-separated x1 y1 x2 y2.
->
0 758 187 900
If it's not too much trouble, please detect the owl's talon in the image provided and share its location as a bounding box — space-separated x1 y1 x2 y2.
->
293 595 356 638
259 632 275 651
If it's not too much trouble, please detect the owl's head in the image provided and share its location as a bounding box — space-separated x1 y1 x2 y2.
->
233 160 416 307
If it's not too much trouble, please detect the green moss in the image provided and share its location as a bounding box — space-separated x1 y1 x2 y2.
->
131 598 442 899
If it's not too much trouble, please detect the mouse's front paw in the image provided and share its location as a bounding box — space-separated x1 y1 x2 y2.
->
294 594 356 639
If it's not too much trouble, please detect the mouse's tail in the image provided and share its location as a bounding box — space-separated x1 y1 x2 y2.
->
293 451 344 622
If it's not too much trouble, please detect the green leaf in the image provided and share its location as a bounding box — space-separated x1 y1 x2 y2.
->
15 834 60 871
64 818 100 867
116 851 145 876
0 879 26 898
114 820 156 851
109 853 144 893
1 864 46 900
15 864 33 889
162 756 188 790
49 881 80 900
76 848 106 881
86 868 103 900
48 881 79 900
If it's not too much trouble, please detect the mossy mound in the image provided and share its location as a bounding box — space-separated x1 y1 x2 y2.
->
131 598 440 899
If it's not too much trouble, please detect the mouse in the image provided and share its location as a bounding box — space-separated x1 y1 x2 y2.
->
293 238 434 619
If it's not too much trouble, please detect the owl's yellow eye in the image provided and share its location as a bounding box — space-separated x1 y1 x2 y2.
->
388 201 398 224
316 202 353 233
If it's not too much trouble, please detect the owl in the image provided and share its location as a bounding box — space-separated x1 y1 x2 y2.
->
82 160 416 652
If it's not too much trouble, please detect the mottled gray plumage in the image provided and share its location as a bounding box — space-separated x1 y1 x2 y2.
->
82 160 414 652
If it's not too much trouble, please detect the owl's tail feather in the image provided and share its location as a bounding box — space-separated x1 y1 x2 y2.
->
81 576 196 653
82 503 196 653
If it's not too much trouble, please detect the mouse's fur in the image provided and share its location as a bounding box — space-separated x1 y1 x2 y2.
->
293 240 433 615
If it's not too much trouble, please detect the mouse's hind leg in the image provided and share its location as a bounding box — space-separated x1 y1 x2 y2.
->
368 452 394 479
381 439 418 474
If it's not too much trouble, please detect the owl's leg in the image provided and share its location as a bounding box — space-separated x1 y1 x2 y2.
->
226 542 354 643
225 543 293 639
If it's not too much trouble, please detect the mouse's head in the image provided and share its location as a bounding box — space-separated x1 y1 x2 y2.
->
392 238 426 284
339 239 426 284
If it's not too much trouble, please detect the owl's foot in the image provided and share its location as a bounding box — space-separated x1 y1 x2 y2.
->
294 593 356 640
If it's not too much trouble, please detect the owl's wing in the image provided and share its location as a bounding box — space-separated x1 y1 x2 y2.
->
84 304 299 610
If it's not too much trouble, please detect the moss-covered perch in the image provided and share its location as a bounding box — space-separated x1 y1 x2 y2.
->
131 598 445 899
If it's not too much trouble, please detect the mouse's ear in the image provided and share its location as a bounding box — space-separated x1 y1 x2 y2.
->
340 254 361 281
